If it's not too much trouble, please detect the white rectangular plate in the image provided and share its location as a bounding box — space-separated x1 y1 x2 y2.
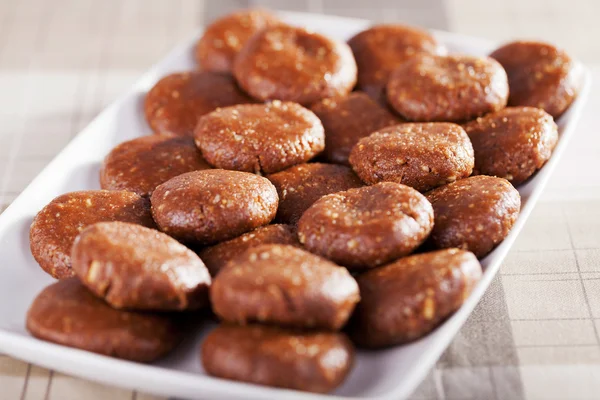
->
0 11 591 400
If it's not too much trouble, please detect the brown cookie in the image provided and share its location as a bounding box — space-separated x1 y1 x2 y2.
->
144 71 254 137
195 9 280 73
490 41 579 118
425 175 521 258
348 24 444 102
202 324 354 393
233 25 357 105
386 54 509 122
71 222 211 311
30 190 155 279
310 93 403 165
26 278 183 362
266 163 363 225
198 224 299 276
464 107 558 186
151 170 278 245
349 123 474 192
297 182 434 269
194 102 325 174
211 244 360 330
100 135 211 197
349 249 482 348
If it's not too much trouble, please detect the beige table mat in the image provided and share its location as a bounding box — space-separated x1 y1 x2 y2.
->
1 0 600 399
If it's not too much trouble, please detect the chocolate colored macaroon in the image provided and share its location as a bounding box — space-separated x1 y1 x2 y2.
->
298 182 434 269
100 135 211 197
211 244 360 330
349 249 482 348
349 123 474 192
490 41 580 118
348 24 445 102
464 107 558 186
151 170 278 245
195 9 280 73
30 190 155 279
202 324 354 393
426 175 521 258
198 224 299 276
72 222 211 311
233 25 357 105
387 54 509 122
310 92 403 165
26 279 183 362
267 163 363 225
195 102 325 174
144 71 254 137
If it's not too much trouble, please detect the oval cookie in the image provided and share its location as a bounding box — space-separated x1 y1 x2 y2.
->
425 175 521 258
211 244 360 330
151 170 278 245
234 25 357 105
349 249 482 348
202 324 354 393
349 123 474 192
72 222 211 311
297 182 434 269
26 279 183 362
30 190 155 279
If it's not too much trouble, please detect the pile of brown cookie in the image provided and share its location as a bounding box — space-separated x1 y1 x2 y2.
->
26 8 579 394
